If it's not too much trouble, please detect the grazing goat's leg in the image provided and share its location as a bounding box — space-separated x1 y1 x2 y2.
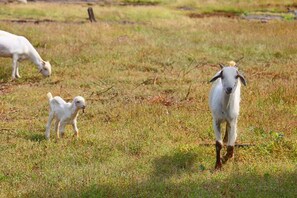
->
11 55 18 79
214 120 223 169
45 112 54 140
15 62 21 78
72 119 79 138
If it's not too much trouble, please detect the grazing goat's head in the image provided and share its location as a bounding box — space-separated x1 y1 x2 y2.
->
40 61 52 77
210 66 246 95
73 96 86 113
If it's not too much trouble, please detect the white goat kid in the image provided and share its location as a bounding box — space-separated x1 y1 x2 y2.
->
0 30 51 79
209 65 246 169
45 93 86 140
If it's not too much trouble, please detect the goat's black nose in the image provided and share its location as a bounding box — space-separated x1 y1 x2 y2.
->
226 87 232 94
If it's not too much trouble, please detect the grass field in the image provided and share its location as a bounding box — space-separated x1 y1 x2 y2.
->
0 0 297 197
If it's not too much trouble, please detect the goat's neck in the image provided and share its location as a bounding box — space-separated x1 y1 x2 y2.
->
70 103 79 118
27 44 44 70
222 93 232 109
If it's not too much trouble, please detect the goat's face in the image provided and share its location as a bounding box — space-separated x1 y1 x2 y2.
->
210 67 246 95
73 96 86 113
40 61 52 77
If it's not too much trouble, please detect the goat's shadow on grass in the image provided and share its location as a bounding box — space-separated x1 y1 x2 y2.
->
12 75 43 84
23 146 297 197
75 167 297 197
151 149 198 180
24 149 200 197
23 75 44 83
0 72 43 84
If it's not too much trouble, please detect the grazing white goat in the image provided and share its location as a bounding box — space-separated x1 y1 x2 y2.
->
209 64 246 169
0 30 51 79
45 92 86 140
16 0 27 3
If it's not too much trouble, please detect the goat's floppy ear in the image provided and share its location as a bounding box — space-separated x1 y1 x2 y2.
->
42 61 46 67
237 73 247 86
210 70 223 83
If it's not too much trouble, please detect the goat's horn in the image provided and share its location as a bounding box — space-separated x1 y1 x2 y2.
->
219 63 224 69
235 56 244 63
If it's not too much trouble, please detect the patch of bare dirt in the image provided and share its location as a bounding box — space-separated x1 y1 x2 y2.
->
0 18 146 25
0 19 86 24
0 0 159 6
0 83 13 94
242 14 284 21
147 95 174 107
259 3 297 10
119 1 159 6
0 0 110 3
189 11 297 21
188 12 239 19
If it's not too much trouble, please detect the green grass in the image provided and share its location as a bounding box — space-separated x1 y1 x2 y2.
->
0 1 297 197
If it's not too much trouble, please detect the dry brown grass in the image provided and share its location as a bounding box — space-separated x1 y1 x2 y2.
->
0 2 296 197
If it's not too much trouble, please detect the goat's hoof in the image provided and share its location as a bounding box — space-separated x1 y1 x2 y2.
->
222 154 234 164
215 163 222 170
215 159 223 170
222 156 232 164
222 146 234 164
73 133 79 139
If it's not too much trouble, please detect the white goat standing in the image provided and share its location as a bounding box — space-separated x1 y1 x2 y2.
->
209 64 246 169
0 30 51 79
45 92 86 140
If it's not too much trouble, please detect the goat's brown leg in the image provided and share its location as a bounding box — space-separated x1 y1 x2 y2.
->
215 141 223 169
222 145 234 163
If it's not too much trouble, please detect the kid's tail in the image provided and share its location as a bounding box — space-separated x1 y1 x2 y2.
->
47 92 53 100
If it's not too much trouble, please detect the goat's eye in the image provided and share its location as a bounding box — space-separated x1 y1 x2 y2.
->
76 101 80 104
44 68 47 71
